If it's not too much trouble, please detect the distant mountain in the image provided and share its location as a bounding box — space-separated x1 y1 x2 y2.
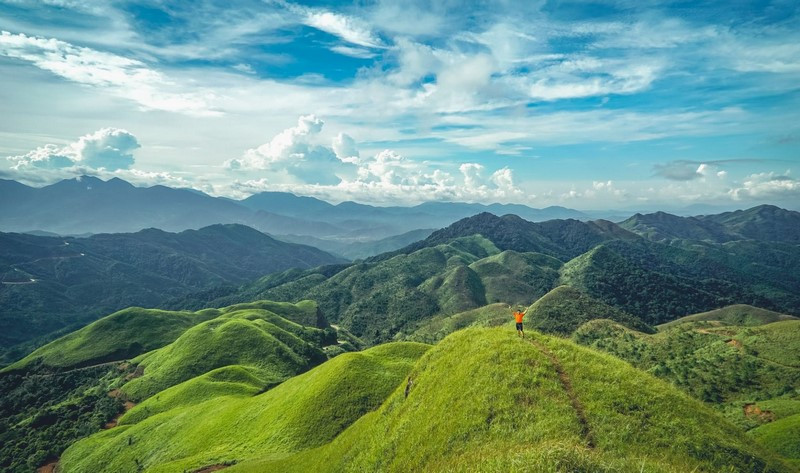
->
620 205 800 243
0 224 342 364
205 207 800 342
276 228 436 260
1 177 595 244
384 212 637 261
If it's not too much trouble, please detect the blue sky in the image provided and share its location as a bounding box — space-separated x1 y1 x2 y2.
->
0 0 798 209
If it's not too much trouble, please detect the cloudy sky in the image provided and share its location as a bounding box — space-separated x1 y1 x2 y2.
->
1 0 798 209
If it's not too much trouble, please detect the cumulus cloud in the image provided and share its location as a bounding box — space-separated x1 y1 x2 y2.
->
226 115 356 185
8 128 140 171
225 116 523 204
729 172 800 200
0 31 218 115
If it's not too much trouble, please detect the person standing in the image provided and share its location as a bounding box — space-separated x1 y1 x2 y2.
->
513 307 525 338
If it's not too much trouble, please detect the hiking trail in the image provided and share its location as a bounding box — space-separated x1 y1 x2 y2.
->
527 337 596 449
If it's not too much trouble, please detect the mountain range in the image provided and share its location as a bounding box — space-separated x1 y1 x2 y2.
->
1 200 799 471
0 224 342 365
1 176 593 242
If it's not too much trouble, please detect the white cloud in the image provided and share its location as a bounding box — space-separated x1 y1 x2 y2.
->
0 31 219 115
303 10 384 49
8 127 139 171
329 45 377 59
227 115 356 185
730 172 800 200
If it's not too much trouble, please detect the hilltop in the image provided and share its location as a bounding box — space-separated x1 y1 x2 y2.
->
620 205 800 243
222 329 790 472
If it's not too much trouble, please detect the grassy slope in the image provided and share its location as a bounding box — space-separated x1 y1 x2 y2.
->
750 415 800 467
3 300 323 373
2 307 216 372
469 250 561 306
60 342 430 473
121 307 331 400
235 328 791 473
573 316 800 465
526 285 654 335
405 303 511 344
659 304 797 330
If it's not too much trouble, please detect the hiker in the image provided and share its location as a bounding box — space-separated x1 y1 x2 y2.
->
513 307 525 338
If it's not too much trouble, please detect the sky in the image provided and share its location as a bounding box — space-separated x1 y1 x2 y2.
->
0 0 798 210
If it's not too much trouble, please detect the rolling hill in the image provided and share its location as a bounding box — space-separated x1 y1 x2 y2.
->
0 225 341 366
59 342 430 473
213 329 789 472
205 208 800 343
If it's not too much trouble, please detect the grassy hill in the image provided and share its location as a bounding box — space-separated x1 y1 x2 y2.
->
3 300 324 373
573 313 800 466
525 285 654 335
0 225 342 366
659 304 797 330
229 328 791 472
210 236 577 345
121 306 334 400
60 342 430 473
405 303 511 343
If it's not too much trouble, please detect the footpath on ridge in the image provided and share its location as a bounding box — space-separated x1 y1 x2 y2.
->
527 336 596 449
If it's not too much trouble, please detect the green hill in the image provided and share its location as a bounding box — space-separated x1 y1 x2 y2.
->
230 328 791 472
121 306 334 400
405 303 511 343
751 414 800 468
572 316 800 449
525 285 654 335
0 225 343 366
59 342 430 473
658 304 797 330
468 250 561 306
3 300 324 373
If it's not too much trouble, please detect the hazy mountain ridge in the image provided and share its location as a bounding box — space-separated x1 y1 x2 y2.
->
1 177 596 242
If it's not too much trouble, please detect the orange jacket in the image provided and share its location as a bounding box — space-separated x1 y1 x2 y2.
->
514 311 524 323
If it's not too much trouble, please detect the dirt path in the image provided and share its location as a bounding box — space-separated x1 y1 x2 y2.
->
36 459 59 473
527 337 595 449
104 389 137 429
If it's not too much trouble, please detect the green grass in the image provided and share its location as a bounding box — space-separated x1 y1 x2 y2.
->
750 414 800 464
121 307 331 400
119 365 266 425
2 307 217 372
658 304 796 330
468 250 561 306
525 285 654 336
59 342 429 473
573 317 800 442
405 303 511 343
232 328 791 473
2 299 325 374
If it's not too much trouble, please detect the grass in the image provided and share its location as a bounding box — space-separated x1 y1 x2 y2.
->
404 303 511 343
118 365 266 424
59 342 430 473
231 328 791 473
120 307 331 401
468 250 561 306
750 414 800 465
2 307 217 372
658 304 796 330
2 299 324 374
525 285 654 336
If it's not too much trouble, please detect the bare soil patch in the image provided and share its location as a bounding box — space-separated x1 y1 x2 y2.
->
36 459 59 473
743 403 775 422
